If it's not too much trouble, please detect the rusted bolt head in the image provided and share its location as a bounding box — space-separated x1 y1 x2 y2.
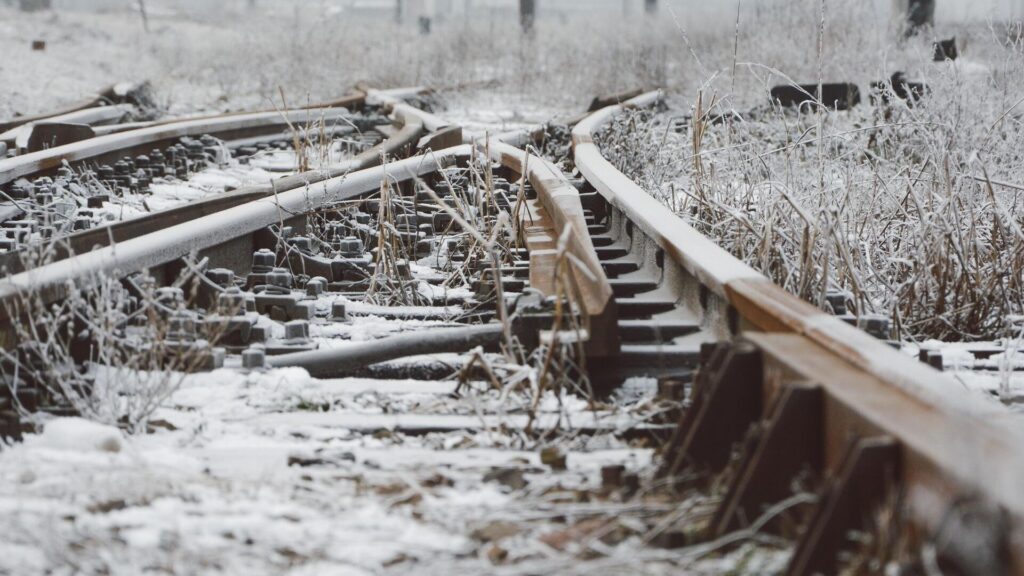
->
601 465 626 489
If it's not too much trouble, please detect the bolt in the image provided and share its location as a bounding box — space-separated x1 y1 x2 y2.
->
284 320 310 341
217 287 247 314
395 260 411 280
622 472 640 497
540 446 567 471
184 139 205 161
167 312 197 341
326 221 347 240
857 314 891 340
825 290 848 315
156 286 185 309
251 249 276 272
266 267 294 290
287 236 313 254
657 377 687 402
207 268 234 287
242 348 266 370
396 213 419 230
331 301 348 322
250 325 270 342
602 465 626 489
432 212 454 233
337 236 364 258
10 181 31 200
306 277 327 297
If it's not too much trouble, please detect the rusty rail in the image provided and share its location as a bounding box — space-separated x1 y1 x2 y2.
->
489 139 619 359
573 91 1024 573
0 82 145 134
0 104 138 151
0 146 471 346
0 92 365 187
380 94 618 358
0 90 431 276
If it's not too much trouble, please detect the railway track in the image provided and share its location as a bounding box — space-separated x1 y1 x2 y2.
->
0 86 1022 573
573 92 1024 573
0 89 420 275
0 82 151 138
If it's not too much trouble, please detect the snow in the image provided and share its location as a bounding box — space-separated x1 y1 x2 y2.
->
32 417 125 453
0 361 671 574
89 162 277 222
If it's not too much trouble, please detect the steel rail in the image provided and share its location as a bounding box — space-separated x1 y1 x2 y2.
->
0 82 143 134
0 146 472 344
488 139 619 358
84 91 371 139
573 92 1024 571
0 92 425 275
573 92 1000 410
374 93 618 358
0 104 138 151
0 102 362 187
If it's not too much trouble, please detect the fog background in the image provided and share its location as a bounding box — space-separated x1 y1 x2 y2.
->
25 0 1024 23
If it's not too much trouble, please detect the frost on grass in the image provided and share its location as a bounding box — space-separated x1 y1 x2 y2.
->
599 13 1024 343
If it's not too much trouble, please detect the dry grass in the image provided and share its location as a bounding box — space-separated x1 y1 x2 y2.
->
1 250 232 432
598 7 1024 343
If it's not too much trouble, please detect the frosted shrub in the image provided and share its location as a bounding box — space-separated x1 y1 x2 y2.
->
599 9 1024 342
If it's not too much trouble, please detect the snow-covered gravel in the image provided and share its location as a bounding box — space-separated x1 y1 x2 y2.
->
0 364 679 574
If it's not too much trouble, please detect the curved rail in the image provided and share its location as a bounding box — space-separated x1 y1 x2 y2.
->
488 139 619 358
0 146 470 341
84 92 373 139
0 104 138 151
376 93 617 357
0 91 428 275
0 83 144 134
573 92 1024 571
0 93 364 187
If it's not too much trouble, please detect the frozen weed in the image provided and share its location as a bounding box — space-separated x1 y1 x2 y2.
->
599 7 1024 342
